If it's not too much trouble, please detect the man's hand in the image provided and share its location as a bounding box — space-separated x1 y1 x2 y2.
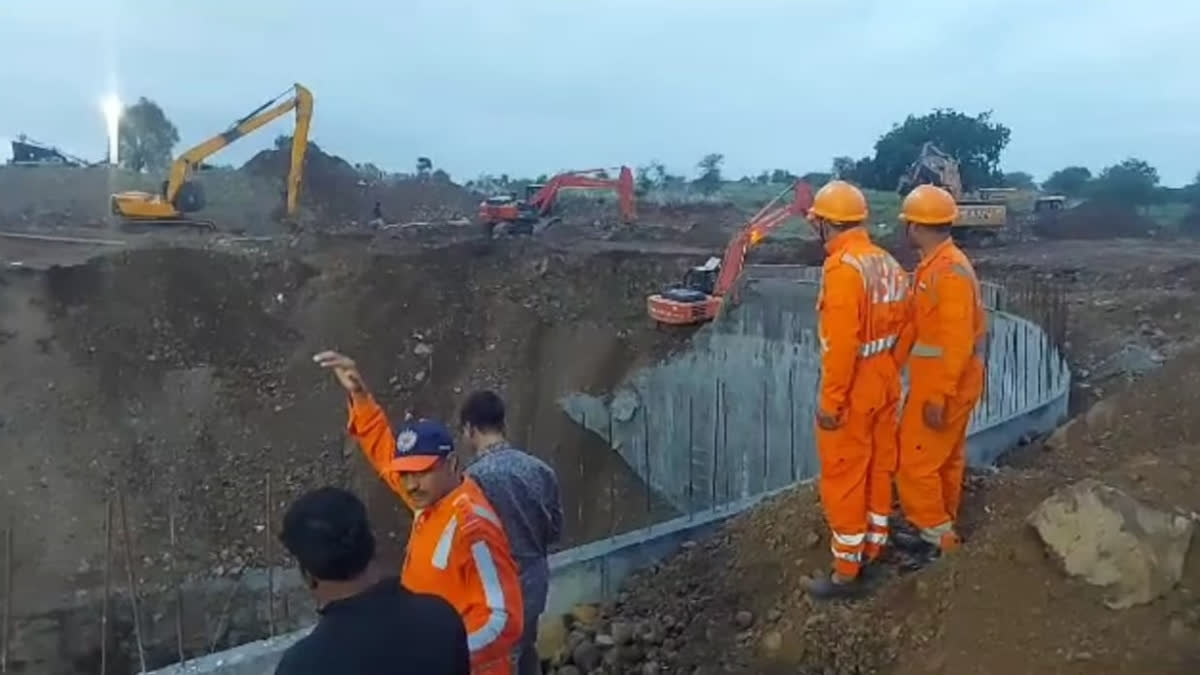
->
816 409 842 431
313 350 367 394
922 400 945 430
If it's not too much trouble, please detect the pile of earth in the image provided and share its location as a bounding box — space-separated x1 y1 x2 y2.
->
240 142 477 225
1035 200 1158 240
539 347 1200 673
0 240 696 672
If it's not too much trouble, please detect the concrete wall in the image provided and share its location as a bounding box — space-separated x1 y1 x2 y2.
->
154 266 1070 675
560 267 1070 512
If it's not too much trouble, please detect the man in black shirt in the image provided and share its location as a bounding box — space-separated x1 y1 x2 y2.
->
274 487 470 675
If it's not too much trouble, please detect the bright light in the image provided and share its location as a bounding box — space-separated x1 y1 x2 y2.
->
100 93 122 165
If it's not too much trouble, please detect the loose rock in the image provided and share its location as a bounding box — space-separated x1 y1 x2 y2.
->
1028 478 1195 608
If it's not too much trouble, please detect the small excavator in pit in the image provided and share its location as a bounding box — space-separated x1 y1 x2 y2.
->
478 166 636 236
110 83 313 229
646 180 814 325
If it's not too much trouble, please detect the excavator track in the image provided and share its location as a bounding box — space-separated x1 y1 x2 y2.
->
120 218 217 231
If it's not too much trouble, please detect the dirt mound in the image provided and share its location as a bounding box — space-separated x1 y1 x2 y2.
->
0 240 695 672
563 351 1200 674
1036 200 1158 240
241 143 478 224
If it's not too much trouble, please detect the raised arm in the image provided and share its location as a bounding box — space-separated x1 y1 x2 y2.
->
314 351 412 509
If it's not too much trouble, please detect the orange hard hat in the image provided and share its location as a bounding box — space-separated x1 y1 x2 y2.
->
808 180 868 223
900 184 958 225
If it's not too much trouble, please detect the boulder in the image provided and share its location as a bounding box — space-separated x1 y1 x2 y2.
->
1028 478 1195 609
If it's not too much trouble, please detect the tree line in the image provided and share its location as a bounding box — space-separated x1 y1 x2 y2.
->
112 97 1199 209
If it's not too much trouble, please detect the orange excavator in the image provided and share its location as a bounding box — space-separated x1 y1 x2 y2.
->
478 166 636 236
646 181 814 325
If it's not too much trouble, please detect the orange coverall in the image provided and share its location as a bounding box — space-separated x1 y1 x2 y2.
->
348 393 524 675
894 237 987 547
816 228 909 578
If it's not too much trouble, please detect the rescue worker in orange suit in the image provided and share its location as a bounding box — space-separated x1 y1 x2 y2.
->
892 185 987 560
803 180 909 600
313 350 524 675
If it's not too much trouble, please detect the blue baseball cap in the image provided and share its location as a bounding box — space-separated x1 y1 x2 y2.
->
388 418 455 473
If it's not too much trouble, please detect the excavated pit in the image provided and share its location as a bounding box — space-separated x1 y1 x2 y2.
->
0 241 696 673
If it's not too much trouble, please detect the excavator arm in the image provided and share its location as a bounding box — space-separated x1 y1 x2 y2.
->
165 83 313 216
113 83 313 225
527 166 636 222
711 181 815 297
898 142 964 199
646 181 814 325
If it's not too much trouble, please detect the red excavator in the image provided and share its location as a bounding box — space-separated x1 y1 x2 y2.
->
478 166 636 236
646 181 814 325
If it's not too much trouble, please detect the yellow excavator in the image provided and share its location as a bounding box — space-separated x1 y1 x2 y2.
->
111 83 313 228
897 142 1065 244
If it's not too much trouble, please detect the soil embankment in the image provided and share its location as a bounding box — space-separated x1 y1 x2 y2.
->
0 240 694 672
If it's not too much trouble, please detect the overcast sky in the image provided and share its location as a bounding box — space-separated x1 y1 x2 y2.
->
1 0 1197 185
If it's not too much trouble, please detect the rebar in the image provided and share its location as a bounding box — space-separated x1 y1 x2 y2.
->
100 499 112 675
265 470 276 637
117 490 147 673
2 520 12 674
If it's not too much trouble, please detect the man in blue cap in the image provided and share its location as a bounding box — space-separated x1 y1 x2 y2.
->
314 350 525 675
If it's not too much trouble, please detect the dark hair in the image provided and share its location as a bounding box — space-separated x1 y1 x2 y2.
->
459 390 506 433
279 487 375 582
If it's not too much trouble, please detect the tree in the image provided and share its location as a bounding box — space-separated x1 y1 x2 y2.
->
416 157 433 179
801 172 832 188
769 168 796 184
868 109 1011 191
1185 170 1200 206
356 162 385 183
431 168 451 183
831 156 856 179
694 153 724 194
1089 158 1160 206
1003 171 1036 189
118 97 179 172
1042 166 1092 196
841 156 877 187
755 171 770 185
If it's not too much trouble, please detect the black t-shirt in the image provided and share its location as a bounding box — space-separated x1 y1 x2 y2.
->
275 578 470 675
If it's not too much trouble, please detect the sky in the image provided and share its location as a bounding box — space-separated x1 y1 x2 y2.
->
1 0 1197 185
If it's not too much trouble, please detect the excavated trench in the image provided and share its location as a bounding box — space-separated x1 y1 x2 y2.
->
0 241 694 674
0 241 1071 674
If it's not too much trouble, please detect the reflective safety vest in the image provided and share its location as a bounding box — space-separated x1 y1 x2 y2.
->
403 478 524 675
346 395 524 675
899 237 988 403
817 228 910 415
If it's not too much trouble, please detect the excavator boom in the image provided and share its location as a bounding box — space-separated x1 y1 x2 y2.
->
479 166 637 233
112 83 313 225
646 181 814 325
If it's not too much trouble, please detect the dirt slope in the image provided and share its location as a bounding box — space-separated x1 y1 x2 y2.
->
0 240 695 672
551 241 1200 675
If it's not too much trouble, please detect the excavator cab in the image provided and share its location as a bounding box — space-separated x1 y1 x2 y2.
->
673 257 722 298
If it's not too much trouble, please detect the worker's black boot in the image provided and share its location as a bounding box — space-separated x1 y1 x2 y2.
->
890 529 929 554
806 573 871 601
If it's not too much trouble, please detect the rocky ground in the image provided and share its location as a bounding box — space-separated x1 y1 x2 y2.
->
0 234 702 672
535 238 1200 675
4 161 1199 674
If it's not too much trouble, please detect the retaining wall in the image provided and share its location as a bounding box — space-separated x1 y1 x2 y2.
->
151 266 1069 675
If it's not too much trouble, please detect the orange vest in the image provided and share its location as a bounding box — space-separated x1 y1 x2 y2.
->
817 228 909 415
901 238 987 403
347 395 523 675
